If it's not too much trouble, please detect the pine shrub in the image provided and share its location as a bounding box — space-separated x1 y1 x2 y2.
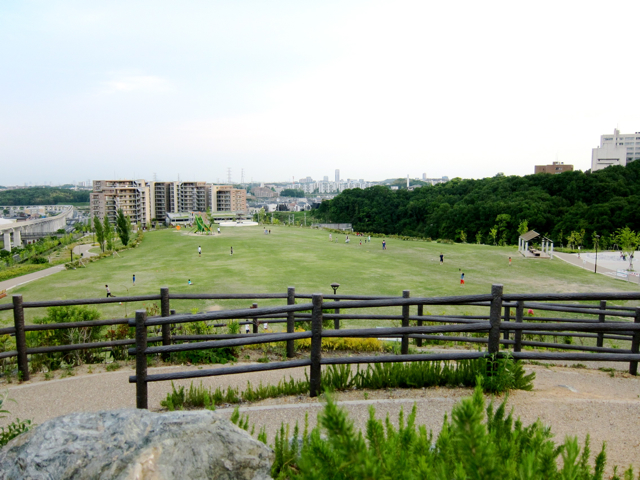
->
271 382 634 479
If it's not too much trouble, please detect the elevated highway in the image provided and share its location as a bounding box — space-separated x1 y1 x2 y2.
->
1 205 76 252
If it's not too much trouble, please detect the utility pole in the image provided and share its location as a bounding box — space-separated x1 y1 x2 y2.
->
227 168 232 184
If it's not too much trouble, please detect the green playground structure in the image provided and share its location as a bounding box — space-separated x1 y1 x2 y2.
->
193 215 212 233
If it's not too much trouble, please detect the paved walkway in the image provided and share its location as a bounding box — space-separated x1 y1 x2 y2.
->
1 360 639 472
0 241 97 294
553 251 639 285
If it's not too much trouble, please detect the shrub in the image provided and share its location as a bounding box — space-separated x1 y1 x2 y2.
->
26 305 102 371
271 383 623 479
0 391 32 447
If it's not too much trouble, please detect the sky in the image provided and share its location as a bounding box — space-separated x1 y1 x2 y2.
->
1 0 639 186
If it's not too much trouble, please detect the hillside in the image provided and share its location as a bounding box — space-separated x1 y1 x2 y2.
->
0 187 90 206
315 163 640 247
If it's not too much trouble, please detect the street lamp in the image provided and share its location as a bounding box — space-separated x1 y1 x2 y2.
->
594 235 600 274
331 283 341 330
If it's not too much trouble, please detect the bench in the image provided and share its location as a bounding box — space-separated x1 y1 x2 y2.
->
0 289 6 299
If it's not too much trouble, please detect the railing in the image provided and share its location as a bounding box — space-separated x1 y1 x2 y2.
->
1 285 640 410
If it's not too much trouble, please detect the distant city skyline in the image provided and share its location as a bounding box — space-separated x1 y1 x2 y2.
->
2 1 639 185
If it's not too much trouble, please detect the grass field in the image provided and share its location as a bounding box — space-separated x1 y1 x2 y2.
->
1 226 638 327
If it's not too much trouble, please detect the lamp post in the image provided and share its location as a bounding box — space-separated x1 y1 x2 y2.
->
594 235 600 274
331 283 340 329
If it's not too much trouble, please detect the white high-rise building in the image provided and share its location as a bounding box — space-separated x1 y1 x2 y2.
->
335 169 340 183
592 128 640 171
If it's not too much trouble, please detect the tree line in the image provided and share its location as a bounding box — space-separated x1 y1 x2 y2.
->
0 187 90 206
314 162 640 249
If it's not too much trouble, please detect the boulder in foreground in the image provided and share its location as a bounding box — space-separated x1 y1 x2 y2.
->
0 408 273 480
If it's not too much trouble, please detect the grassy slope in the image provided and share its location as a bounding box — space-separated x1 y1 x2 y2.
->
0 226 637 325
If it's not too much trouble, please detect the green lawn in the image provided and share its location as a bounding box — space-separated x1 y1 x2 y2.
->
1 226 637 326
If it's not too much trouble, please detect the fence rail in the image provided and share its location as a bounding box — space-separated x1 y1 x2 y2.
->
1 285 639 408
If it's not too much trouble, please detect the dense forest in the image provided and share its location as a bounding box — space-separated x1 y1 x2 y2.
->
0 187 90 206
314 162 640 248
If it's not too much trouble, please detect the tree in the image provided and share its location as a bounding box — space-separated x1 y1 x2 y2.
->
615 227 639 270
281 189 305 198
458 230 467 243
574 229 586 248
517 219 529 236
67 242 77 262
115 209 132 246
476 231 483 244
489 226 498 246
103 215 114 251
93 216 105 252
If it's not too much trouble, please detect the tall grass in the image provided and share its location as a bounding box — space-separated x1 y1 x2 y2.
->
160 356 534 410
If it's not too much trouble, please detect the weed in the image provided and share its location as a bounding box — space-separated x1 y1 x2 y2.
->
106 362 122 372
44 372 53 381
570 363 587 369
257 356 270 363
87 366 93 374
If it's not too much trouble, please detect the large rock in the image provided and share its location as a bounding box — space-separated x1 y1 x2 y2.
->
0 409 273 480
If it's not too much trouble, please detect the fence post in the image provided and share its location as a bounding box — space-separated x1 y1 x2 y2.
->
160 287 171 361
514 300 523 353
597 300 606 348
629 307 640 376
252 303 259 333
287 287 295 358
135 309 148 409
309 293 323 397
416 304 423 347
401 290 410 354
488 284 503 354
13 295 29 382
503 305 510 347
334 298 340 330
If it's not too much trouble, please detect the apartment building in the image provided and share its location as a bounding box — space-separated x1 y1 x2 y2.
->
90 180 151 227
94 180 247 225
149 182 178 221
534 162 574 174
210 185 247 212
592 128 640 171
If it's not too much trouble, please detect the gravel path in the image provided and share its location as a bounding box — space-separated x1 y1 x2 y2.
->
1 360 639 472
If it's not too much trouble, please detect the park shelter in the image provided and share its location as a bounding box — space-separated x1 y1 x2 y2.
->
518 230 553 259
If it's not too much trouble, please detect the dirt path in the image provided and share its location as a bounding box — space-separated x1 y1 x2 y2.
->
1 361 639 472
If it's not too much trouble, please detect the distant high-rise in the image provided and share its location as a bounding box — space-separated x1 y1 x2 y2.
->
335 169 340 183
323 176 328 182
591 128 640 171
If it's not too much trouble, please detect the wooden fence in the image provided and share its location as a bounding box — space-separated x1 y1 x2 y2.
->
1 285 640 409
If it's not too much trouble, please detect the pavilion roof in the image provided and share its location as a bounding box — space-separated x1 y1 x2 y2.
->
520 230 540 241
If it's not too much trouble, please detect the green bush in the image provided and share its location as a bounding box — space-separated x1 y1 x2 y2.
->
270 382 634 479
169 347 236 365
26 305 102 371
0 391 32 447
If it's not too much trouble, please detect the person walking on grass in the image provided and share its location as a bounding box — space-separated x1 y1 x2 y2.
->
440 253 444 265
460 272 465 285
382 239 386 250
198 246 202 257
188 279 192 286
509 256 512 266
105 285 115 297
329 233 332 242
132 274 136 286
230 246 234 255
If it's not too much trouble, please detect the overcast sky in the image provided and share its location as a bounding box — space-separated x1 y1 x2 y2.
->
1 1 639 186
